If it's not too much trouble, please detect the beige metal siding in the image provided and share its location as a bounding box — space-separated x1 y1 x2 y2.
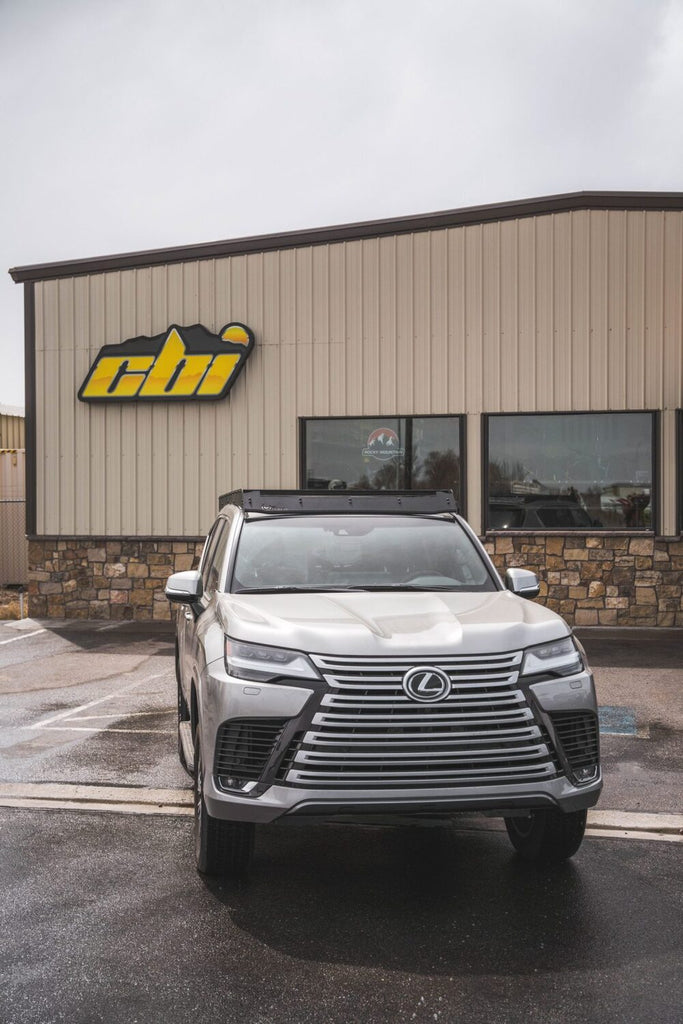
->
33 209 683 538
0 450 28 586
0 412 25 449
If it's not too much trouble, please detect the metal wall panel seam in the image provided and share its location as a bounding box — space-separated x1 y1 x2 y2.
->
625 211 646 409
519 215 536 411
553 213 572 411
571 210 590 409
263 250 282 486
429 230 448 415
446 227 466 415
498 219 515 414
534 216 553 411
361 237 379 415
395 233 413 414
644 212 665 409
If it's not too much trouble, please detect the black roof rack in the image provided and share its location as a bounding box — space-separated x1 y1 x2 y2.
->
218 489 459 515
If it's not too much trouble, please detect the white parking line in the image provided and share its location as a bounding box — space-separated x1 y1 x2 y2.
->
36 726 174 734
0 783 192 817
68 711 174 721
0 628 46 646
26 670 169 730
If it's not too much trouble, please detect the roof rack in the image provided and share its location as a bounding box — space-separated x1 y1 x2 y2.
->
218 489 459 515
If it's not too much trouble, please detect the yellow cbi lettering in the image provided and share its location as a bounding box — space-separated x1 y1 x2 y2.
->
78 323 254 403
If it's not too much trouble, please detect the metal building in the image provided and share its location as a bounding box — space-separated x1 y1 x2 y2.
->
9 191 683 624
0 405 28 588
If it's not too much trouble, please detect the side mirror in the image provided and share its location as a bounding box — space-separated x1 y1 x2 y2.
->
165 570 203 604
505 568 540 600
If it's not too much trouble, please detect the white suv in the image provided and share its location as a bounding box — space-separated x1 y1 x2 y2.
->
166 490 601 876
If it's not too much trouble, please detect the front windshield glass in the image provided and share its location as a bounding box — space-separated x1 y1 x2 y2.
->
230 515 497 593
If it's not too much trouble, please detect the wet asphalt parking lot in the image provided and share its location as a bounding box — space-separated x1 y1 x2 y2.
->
0 619 681 1024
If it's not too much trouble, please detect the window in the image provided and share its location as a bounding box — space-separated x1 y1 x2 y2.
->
301 416 464 507
486 412 655 531
201 520 228 598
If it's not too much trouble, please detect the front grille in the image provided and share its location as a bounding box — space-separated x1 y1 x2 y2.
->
550 711 599 771
213 718 288 783
280 652 558 788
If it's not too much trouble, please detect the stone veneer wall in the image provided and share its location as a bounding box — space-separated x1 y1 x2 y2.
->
27 539 204 621
27 534 683 625
484 534 683 627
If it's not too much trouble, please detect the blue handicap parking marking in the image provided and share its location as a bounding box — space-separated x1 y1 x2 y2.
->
599 705 638 735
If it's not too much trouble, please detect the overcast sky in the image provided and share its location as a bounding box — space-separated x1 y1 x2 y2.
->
1 0 682 408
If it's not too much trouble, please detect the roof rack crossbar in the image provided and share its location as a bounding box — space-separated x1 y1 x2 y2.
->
218 489 459 515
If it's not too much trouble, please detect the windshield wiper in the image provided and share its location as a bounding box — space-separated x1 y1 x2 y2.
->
232 584 461 594
232 586 366 594
341 584 460 591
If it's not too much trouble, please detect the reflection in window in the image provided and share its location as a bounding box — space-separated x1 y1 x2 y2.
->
303 417 462 505
487 413 654 530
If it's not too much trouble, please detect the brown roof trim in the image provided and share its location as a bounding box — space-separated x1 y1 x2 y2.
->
10 190 683 284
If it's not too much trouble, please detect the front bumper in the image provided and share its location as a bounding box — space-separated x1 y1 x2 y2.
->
199 659 602 824
205 773 602 823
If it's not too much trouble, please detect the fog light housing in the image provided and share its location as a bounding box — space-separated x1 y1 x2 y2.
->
573 765 599 784
218 776 258 793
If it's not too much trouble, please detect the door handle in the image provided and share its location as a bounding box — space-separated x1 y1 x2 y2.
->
184 607 194 622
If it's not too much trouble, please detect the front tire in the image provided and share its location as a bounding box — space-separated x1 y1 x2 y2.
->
504 808 587 865
194 734 255 877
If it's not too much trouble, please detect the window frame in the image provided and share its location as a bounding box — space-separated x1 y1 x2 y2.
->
299 414 467 515
482 410 659 534
677 410 682 536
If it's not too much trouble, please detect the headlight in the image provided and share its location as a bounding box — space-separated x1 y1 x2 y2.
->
225 637 321 682
521 636 583 677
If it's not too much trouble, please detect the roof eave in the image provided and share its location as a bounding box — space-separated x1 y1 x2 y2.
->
9 190 683 284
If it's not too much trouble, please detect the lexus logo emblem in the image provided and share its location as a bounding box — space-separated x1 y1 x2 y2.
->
402 666 451 703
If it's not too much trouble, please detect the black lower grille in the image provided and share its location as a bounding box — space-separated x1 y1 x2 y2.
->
213 718 288 783
277 732 305 781
550 711 599 771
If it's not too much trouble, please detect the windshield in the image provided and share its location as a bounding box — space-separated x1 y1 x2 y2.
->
230 515 497 593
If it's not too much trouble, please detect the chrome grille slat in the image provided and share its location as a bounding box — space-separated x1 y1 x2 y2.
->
286 764 556 785
312 653 523 667
319 693 528 707
313 724 540 741
326 674 518 686
303 728 542 744
295 745 550 761
313 712 525 725
281 650 558 789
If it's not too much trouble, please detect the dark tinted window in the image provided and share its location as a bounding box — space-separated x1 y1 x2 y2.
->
201 520 226 596
487 413 654 530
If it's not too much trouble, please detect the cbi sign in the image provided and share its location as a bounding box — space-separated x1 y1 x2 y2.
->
78 322 254 403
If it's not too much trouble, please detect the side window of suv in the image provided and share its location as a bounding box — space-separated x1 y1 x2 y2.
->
202 518 232 600
199 522 221 580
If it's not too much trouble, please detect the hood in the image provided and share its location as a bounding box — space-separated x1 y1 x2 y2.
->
216 590 569 658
